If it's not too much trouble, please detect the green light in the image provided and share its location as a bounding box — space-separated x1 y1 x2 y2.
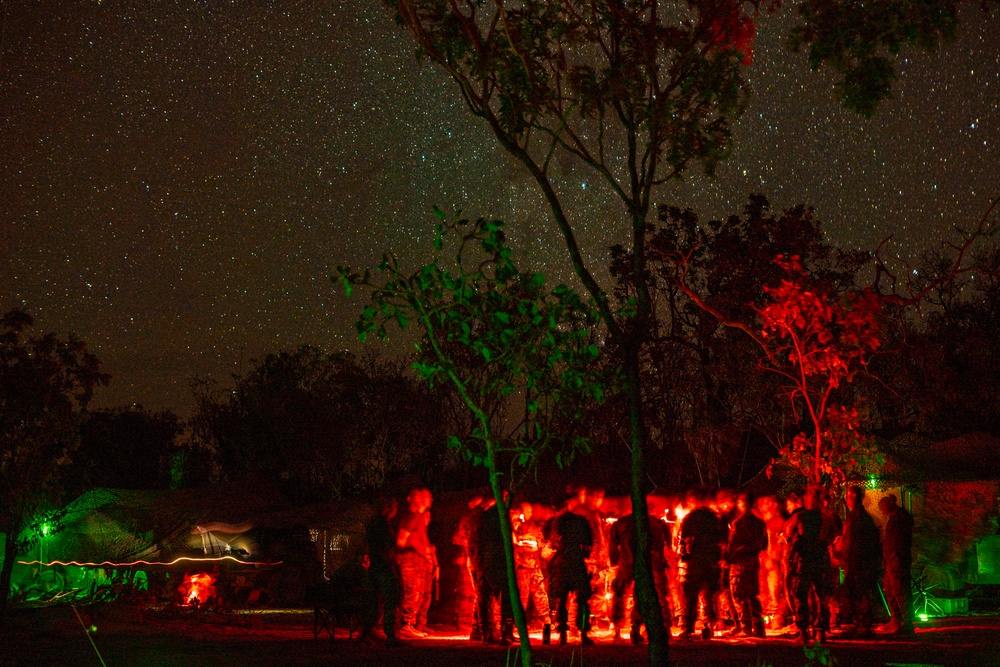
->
918 613 928 622
867 475 878 489
40 523 50 536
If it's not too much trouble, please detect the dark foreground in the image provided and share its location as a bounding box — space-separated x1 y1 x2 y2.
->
3 606 999 667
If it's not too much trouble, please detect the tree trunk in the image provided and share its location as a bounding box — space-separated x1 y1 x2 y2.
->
486 452 532 667
814 430 822 484
0 523 19 613
624 342 669 667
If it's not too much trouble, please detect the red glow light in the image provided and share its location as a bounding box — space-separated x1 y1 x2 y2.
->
181 572 216 606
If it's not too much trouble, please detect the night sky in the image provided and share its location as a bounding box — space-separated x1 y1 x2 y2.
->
2 2 998 415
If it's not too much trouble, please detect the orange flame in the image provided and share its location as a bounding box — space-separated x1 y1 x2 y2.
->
180 571 217 606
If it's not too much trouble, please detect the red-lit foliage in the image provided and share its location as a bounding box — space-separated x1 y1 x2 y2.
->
703 1 757 65
779 405 876 488
180 571 217 606
759 254 882 484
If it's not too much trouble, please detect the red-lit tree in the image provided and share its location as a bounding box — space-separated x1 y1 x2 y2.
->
758 255 882 484
661 199 999 489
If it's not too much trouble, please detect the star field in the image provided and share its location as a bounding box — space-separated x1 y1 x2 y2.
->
1 2 997 414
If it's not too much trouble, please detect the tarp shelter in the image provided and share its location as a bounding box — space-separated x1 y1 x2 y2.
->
866 433 1000 592
7 478 293 605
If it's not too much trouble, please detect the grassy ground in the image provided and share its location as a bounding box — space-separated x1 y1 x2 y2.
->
2 605 999 667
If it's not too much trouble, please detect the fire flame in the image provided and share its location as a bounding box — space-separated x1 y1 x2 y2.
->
604 516 618 525
673 504 690 523
180 571 216 606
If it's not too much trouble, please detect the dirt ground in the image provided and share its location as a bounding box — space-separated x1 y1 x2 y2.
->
2 606 999 667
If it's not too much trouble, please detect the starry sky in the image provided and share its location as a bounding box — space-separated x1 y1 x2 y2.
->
1 2 998 415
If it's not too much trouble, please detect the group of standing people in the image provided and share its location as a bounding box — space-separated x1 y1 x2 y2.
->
675 484 914 644
792 486 915 642
358 482 914 647
360 487 437 644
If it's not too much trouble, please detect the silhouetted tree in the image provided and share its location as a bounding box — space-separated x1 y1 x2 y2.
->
867 244 1000 441
189 346 455 503
0 309 108 611
658 196 1000 486
65 407 183 497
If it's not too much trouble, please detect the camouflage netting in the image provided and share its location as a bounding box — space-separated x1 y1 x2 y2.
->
27 479 292 565
5 478 308 605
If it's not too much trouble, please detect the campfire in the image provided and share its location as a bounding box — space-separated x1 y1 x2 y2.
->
180 571 217 607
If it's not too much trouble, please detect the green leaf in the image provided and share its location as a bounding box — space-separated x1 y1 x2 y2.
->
433 223 443 251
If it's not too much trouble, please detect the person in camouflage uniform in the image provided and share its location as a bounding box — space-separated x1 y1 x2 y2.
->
726 492 768 638
471 497 515 645
578 486 612 628
677 488 725 641
835 486 881 639
782 485 832 643
512 501 552 634
878 494 914 636
545 493 595 646
757 495 789 630
361 496 402 645
609 494 672 644
395 487 436 639
452 495 486 637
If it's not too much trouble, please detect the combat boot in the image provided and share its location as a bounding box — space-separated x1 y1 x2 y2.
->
499 620 515 646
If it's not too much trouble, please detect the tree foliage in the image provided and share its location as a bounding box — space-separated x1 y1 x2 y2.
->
867 243 1000 440
0 309 108 610
653 200 885 485
341 211 607 475
652 195 1000 487
189 346 454 503
758 255 883 483
64 407 183 497
606 196 872 486
789 0 965 117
